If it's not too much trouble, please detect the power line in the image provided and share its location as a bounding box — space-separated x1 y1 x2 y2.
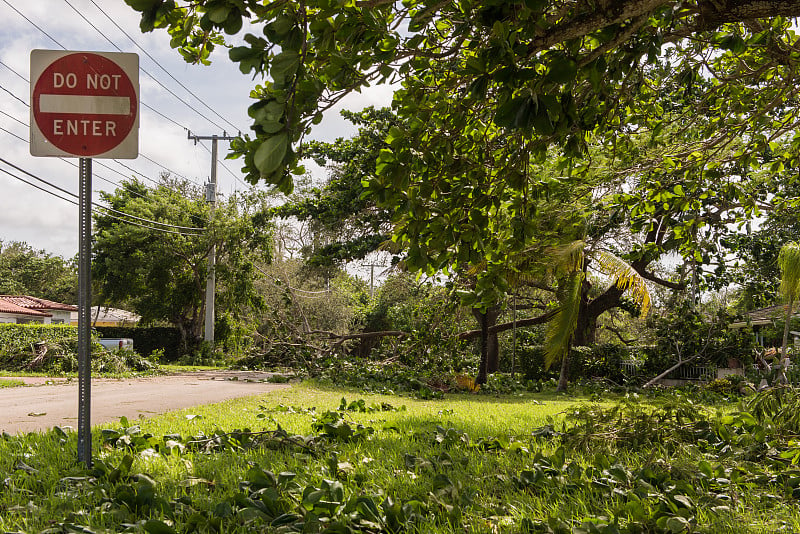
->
2 4 191 134
141 101 187 131
138 153 193 183
0 113 189 209
0 60 27 83
0 165 198 238
0 109 27 128
0 124 27 143
0 83 193 190
2 0 65 49
0 104 164 189
0 119 136 194
0 82 28 107
0 157 206 233
88 0 243 133
0 165 77 206
62 0 229 132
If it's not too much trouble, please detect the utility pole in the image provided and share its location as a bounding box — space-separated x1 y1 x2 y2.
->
188 131 236 344
362 262 386 298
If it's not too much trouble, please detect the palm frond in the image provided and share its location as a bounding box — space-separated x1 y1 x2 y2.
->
546 240 586 276
779 242 800 302
544 272 583 369
595 250 651 317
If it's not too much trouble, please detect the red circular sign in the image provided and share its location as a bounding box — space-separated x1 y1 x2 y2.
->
32 53 137 157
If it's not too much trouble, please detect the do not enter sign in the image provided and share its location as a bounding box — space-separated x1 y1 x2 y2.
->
30 50 139 159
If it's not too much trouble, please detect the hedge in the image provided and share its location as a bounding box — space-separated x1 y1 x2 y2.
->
95 326 182 361
517 343 643 383
0 323 155 373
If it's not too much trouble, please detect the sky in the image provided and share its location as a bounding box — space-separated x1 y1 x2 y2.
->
0 0 394 261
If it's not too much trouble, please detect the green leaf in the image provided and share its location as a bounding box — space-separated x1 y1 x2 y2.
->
254 134 289 176
125 0 161 10
207 4 231 23
545 56 578 84
270 50 301 82
144 520 177 534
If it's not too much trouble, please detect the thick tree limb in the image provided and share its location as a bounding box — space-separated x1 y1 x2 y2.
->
458 309 559 340
638 270 686 290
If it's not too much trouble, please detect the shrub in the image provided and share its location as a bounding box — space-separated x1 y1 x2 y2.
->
518 343 634 383
0 323 157 374
95 326 182 361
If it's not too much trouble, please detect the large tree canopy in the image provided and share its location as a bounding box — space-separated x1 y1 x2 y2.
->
127 0 800 381
0 241 76 303
93 177 271 349
127 0 800 265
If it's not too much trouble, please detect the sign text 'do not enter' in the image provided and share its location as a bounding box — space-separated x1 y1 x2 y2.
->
30 50 139 159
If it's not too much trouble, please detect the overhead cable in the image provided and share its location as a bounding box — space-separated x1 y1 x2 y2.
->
0 88 191 190
2 4 190 133
88 0 243 133
2 0 65 49
0 83 28 107
0 157 206 233
62 0 229 132
0 164 199 236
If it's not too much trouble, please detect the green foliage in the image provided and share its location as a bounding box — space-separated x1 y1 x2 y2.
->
0 324 157 374
646 302 756 370
0 240 76 303
779 242 800 304
272 107 398 266
519 343 635 384
93 177 271 352
127 0 800 392
96 326 182 361
11 385 800 532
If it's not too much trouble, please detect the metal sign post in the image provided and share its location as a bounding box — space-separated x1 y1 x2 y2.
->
30 50 139 467
77 157 92 466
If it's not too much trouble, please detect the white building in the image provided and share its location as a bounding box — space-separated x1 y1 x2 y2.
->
0 295 77 324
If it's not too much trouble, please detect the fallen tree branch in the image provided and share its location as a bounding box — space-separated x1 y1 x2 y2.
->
643 354 700 388
457 309 559 340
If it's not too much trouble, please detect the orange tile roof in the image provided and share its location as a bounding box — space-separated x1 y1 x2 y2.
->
0 295 77 313
0 299 51 317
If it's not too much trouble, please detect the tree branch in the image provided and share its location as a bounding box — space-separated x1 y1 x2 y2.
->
458 309 559 340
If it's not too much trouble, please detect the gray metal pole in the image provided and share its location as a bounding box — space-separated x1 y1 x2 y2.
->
77 157 92 466
204 137 218 344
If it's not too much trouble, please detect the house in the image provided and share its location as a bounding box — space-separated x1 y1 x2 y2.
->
729 303 800 346
69 306 140 327
0 295 77 325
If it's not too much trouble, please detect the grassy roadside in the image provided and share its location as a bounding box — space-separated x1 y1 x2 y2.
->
1 383 799 532
0 378 24 388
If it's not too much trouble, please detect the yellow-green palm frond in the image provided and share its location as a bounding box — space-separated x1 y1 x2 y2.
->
779 242 800 302
546 240 586 276
595 250 651 317
544 272 583 369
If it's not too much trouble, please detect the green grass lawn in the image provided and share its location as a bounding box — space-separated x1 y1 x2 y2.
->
0 383 798 533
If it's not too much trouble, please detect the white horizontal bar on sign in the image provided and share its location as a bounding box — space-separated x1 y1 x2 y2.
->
39 94 130 115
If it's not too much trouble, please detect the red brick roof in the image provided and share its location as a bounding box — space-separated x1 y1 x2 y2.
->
0 295 77 313
0 299 51 317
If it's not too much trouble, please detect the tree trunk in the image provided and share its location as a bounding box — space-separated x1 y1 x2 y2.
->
472 306 500 382
557 348 570 392
475 309 489 385
780 298 794 384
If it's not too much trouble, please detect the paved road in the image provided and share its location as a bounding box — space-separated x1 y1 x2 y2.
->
0 371 289 434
